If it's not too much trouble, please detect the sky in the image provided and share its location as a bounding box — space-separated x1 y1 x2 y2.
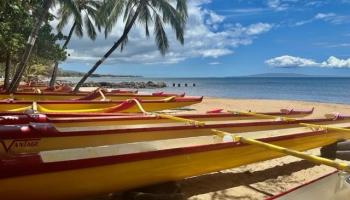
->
58 0 350 77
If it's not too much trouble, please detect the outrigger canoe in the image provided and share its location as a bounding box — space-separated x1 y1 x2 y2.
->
1 114 349 153
0 108 314 125
0 107 314 118
1 123 350 200
0 97 202 113
0 90 184 101
268 171 350 200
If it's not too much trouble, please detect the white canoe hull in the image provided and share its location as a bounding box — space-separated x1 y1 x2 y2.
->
270 171 350 200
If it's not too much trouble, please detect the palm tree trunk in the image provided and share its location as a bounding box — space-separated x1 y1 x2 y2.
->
4 52 11 90
49 22 76 88
73 8 141 92
6 0 53 93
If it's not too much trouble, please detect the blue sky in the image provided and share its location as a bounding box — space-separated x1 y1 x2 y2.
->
59 0 350 77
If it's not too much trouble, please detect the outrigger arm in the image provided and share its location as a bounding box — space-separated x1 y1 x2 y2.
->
212 129 350 173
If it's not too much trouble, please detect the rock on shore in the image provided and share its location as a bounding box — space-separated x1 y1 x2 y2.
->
81 81 167 89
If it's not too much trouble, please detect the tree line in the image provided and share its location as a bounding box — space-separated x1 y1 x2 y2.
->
0 0 188 93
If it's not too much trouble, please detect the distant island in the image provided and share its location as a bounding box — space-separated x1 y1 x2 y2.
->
247 73 314 77
57 68 142 78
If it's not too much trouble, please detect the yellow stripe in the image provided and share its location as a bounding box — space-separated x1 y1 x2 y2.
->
228 110 296 121
130 98 205 126
8 106 32 112
37 105 110 113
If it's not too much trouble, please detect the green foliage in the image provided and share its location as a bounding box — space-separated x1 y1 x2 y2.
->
99 0 187 55
0 0 66 82
30 24 67 65
0 1 31 61
57 0 102 41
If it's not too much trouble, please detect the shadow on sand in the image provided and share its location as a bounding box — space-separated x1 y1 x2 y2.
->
180 160 316 198
95 160 317 200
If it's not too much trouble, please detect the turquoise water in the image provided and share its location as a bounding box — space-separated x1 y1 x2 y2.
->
61 77 350 104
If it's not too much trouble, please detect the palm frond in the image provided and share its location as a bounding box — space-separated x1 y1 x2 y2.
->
159 0 186 44
56 6 72 31
74 22 83 38
138 1 152 38
84 14 97 40
60 0 82 24
123 0 134 22
154 14 169 55
98 0 125 37
176 0 188 20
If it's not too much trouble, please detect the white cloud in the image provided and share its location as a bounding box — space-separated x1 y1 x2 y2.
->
209 62 221 65
295 12 350 26
246 23 273 35
56 0 273 66
327 43 350 48
314 13 336 19
267 0 289 11
265 55 350 68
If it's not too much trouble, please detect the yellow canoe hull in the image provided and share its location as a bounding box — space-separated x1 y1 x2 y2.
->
0 98 202 113
0 130 348 200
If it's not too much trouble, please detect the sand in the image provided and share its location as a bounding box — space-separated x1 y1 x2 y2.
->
173 97 350 200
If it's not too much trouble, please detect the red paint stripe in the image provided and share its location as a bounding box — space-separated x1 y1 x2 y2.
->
0 130 326 179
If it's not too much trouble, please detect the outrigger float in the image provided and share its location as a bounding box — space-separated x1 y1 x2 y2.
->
1 116 350 200
0 97 202 113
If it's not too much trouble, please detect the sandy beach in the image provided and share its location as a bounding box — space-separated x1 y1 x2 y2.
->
166 97 350 200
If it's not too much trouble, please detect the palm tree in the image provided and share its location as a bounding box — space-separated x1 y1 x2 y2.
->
49 0 101 88
73 0 188 92
7 0 54 93
3 52 11 90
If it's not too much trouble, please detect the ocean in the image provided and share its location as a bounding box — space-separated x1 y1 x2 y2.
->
60 77 350 104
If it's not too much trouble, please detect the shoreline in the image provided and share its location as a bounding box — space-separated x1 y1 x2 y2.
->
180 97 350 118
203 96 350 106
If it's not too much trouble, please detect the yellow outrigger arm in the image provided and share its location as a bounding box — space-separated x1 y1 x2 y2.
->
212 129 350 173
230 110 350 133
300 123 350 132
228 110 296 122
131 98 205 126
